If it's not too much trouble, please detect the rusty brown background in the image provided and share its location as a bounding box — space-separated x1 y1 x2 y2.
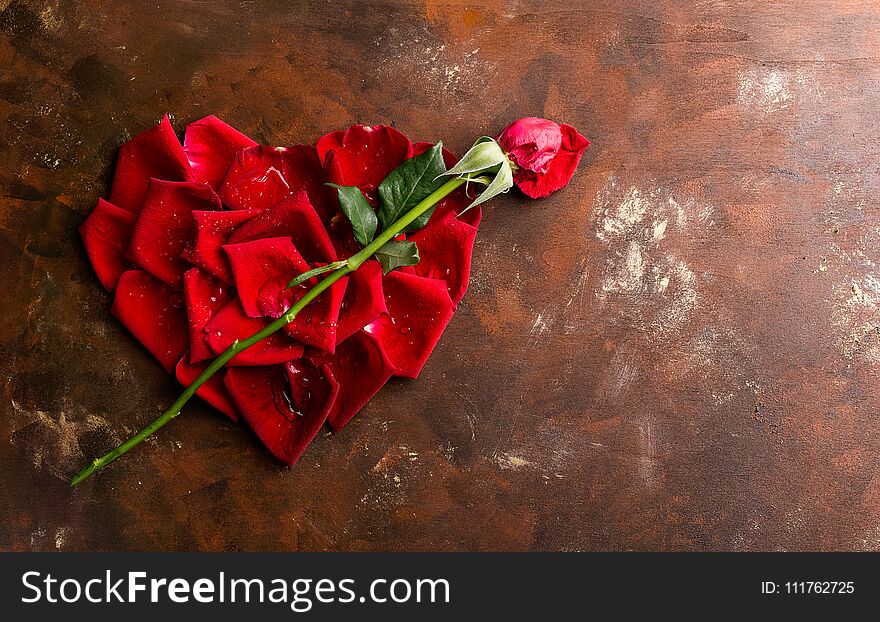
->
2 0 879 551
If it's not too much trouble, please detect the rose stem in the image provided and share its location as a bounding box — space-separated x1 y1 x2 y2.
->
71 177 466 486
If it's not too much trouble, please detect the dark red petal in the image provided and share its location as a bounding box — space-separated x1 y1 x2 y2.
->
328 225 362 260
183 115 257 190
175 356 239 421
128 180 222 287
336 258 386 344
204 299 304 366
79 198 137 291
223 236 311 317
108 115 193 213
319 330 396 431
224 236 346 352
218 145 337 221
430 187 482 229
111 270 188 372
282 275 347 353
183 268 232 364
224 362 338 466
410 200 479 305
218 146 289 211
182 209 259 284
514 124 590 199
226 192 337 264
366 271 455 378
316 124 413 199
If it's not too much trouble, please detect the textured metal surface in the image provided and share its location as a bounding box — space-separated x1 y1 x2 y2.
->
2 0 880 551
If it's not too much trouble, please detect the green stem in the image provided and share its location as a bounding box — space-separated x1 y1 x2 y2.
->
347 178 464 269
71 177 466 486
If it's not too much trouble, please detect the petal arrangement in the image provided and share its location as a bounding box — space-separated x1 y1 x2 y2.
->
81 115 480 466
76 114 589 480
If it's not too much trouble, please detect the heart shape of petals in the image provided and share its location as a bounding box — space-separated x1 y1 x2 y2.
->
81 116 483 466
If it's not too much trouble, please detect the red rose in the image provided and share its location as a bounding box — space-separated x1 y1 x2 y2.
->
497 117 590 199
80 115 480 465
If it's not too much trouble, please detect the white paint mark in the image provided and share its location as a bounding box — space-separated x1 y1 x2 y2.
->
10 400 118 480
607 347 637 399
601 241 645 294
859 524 880 552
399 446 419 462
737 67 791 112
54 527 66 550
372 27 496 97
39 5 64 32
827 225 880 365
737 66 826 115
638 420 657 487
565 258 590 309
529 312 552 338
591 176 707 340
492 451 535 470
597 186 649 242
652 218 668 241
30 526 47 549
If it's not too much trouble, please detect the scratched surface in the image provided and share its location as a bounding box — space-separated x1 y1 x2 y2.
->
2 0 880 551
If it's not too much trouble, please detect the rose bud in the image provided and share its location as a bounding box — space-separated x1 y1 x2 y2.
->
497 117 590 199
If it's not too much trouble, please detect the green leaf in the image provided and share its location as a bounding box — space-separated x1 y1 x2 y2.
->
374 240 420 274
439 137 507 178
435 136 514 212
460 159 514 213
377 143 446 233
327 183 377 247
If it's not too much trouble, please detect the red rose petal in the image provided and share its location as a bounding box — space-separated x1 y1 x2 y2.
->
183 115 257 190
317 124 413 201
328 225 362 260
366 271 455 378
409 198 479 305
224 236 310 317
109 115 193 213
128 180 222 287
224 236 346 352
513 124 590 199
431 189 482 229
182 209 260 284
204 299 304 366
336 258 386 345
79 198 137 291
183 268 232 364
224 361 338 466
317 330 396 431
498 117 563 175
111 270 188 372
175 356 239 421
218 145 337 221
282 275 347 353
226 191 337 264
